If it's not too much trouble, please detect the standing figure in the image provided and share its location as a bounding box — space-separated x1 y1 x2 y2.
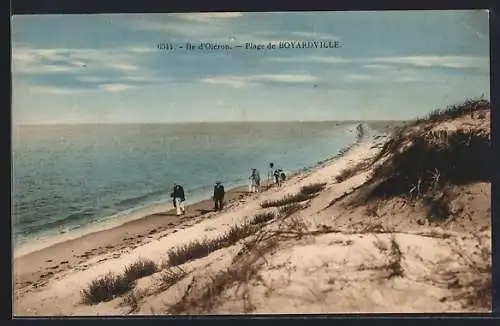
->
280 170 286 183
254 169 261 192
274 169 282 187
249 169 257 193
170 183 186 216
213 181 225 211
268 162 275 187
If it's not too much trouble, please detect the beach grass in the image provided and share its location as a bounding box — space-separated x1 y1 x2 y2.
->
260 182 326 208
251 211 276 225
278 203 303 218
157 267 188 292
81 272 135 305
412 97 489 125
124 258 158 281
81 258 159 305
166 212 275 267
299 182 327 196
353 98 490 205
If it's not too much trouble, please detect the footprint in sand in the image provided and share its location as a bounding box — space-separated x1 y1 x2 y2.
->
105 245 114 249
60 261 69 264
46 259 53 263
48 265 60 270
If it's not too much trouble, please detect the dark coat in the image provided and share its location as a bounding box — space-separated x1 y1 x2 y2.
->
171 185 185 201
213 184 225 199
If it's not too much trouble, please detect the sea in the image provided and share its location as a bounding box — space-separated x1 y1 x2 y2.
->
12 122 362 254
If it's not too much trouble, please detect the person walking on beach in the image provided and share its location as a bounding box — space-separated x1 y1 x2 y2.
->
170 183 186 216
268 162 275 188
274 168 282 187
248 169 258 193
254 169 261 192
213 181 225 211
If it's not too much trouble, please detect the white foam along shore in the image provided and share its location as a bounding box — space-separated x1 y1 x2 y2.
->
13 123 372 260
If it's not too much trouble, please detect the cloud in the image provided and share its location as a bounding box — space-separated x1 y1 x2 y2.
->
28 86 86 95
363 64 394 70
345 74 376 81
77 76 109 83
176 12 243 22
12 47 145 75
268 55 488 70
268 56 350 64
289 31 339 40
108 63 138 71
368 56 489 69
201 74 319 88
98 83 137 92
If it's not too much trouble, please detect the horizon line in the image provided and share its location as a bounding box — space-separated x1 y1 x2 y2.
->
13 119 409 127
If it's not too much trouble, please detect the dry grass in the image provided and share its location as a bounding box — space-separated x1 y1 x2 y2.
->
81 258 159 305
365 130 490 202
166 211 275 267
260 182 326 209
260 193 311 208
412 97 489 125
157 266 188 292
359 98 490 199
277 203 303 218
349 99 490 215
299 182 327 196
251 211 275 225
124 258 158 281
80 272 135 305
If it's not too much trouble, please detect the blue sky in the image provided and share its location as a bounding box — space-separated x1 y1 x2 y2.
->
11 10 490 124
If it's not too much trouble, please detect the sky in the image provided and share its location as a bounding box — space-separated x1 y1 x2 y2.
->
11 10 490 124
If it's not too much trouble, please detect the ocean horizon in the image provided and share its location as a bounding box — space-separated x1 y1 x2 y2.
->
12 121 363 252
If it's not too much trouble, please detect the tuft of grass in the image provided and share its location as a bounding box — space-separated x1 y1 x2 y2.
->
124 258 158 281
335 158 374 183
166 212 273 267
251 211 275 225
278 203 303 218
157 267 188 292
81 258 159 305
299 182 327 196
260 193 311 208
80 272 135 305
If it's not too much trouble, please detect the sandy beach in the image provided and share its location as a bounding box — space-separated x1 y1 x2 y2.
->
12 102 491 315
13 183 266 289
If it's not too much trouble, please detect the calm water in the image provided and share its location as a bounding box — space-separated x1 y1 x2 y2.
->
12 122 359 249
